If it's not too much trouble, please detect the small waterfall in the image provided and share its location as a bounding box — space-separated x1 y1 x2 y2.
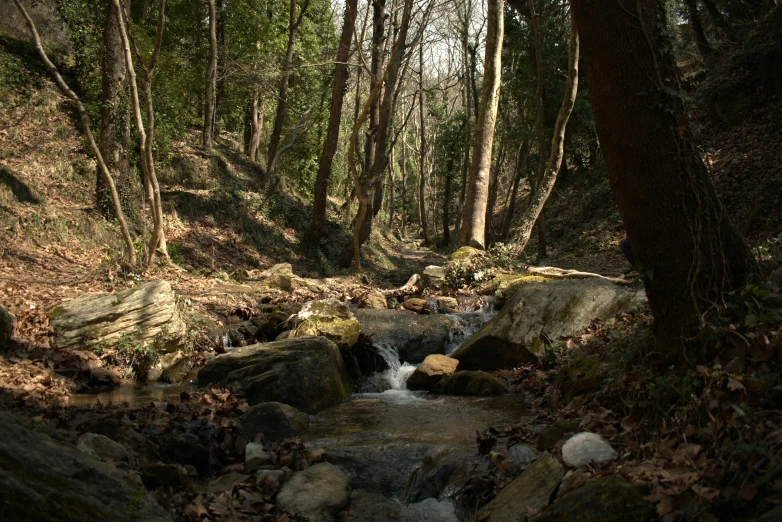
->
444 310 494 355
357 343 417 394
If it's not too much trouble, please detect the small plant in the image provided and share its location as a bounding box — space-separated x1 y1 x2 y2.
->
444 243 523 289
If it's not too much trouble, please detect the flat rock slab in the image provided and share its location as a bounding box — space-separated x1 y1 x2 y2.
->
50 280 186 352
532 475 655 522
197 336 349 412
454 279 644 371
478 454 564 522
354 309 453 363
277 462 351 522
0 411 171 521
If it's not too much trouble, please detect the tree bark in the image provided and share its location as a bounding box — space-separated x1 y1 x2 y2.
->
388 135 396 228
248 96 264 163
500 139 530 241
400 125 408 238
203 0 217 149
213 0 227 136
514 5 579 255
13 0 136 265
417 43 430 246
684 0 713 59
484 129 506 245
267 0 310 186
311 0 359 240
459 0 503 248
571 0 756 352
453 0 473 245
97 0 130 220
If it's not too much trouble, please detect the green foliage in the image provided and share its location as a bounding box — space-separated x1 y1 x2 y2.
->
727 282 782 327
444 243 523 289
0 38 43 106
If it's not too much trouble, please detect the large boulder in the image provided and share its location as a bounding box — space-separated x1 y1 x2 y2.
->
240 402 310 441
422 265 446 289
453 279 644 371
432 370 505 396
276 462 351 522
406 355 459 391
0 411 171 521
197 337 350 412
50 280 186 352
289 299 360 350
532 475 655 522
478 454 564 522
354 309 453 363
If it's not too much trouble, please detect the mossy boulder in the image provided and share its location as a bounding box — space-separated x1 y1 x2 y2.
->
0 411 171 521
433 370 505 396
478 454 563 522
448 246 482 262
453 279 645 371
480 274 550 309
197 337 350 412
290 299 360 350
532 475 655 522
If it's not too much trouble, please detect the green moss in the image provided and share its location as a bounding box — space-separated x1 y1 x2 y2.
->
448 246 482 262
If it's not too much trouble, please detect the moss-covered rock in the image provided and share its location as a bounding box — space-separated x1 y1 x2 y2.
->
433 370 505 396
290 299 360 350
532 475 655 522
197 337 350 412
448 246 483 262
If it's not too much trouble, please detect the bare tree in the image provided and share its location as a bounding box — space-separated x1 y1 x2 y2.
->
12 0 136 264
417 42 430 245
459 0 503 248
203 0 217 149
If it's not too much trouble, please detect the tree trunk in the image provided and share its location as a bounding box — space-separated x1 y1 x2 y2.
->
267 0 310 185
401 126 408 238
500 139 530 241
453 0 473 245
514 5 579 255
571 0 756 352
388 136 396 228
97 0 130 220
311 0 359 240
248 96 264 163
203 0 217 149
417 43 430 245
684 0 713 59
213 0 226 136
13 0 136 265
484 132 506 245
459 0 503 248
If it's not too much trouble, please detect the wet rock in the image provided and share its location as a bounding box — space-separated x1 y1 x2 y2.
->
0 303 15 348
50 280 186 353
537 419 581 451
161 356 193 383
400 297 430 314
165 432 209 475
291 299 360 350
423 265 446 289
478 454 564 522
141 463 192 492
197 337 350 412
433 370 505 396
453 279 644 371
241 402 310 441
276 462 351 522
360 290 388 309
408 461 461 503
436 296 459 313
351 343 391 376
0 411 171 521
561 432 618 468
252 310 297 340
244 442 272 473
532 475 655 522
505 444 535 472
354 309 453 363
406 355 459 391
76 433 134 464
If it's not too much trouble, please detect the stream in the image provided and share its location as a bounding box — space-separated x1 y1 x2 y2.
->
69 303 528 521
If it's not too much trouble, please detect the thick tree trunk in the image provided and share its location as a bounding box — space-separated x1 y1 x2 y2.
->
203 0 217 149
484 133 506 245
364 0 387 177
417 44 430 245
453 0 473 245
14 0 136 265
459 0 503 248
684 0 713 59
514 6 579 255
267 0 310 186
312 0 359 240
97 0 130 220
571 0 756 352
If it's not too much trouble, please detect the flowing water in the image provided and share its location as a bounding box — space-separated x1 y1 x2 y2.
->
68 305 525 521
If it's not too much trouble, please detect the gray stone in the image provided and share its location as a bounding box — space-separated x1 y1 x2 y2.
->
537 420 581 451
260 263 293 277
505 444 535 472
50 280 186 352
0 411 171 521
76 433 134 464
244 442 272 473
276 462 351 522
198 337 350 412
453 279 644 371
360 290 388 309
355 309 454 363
561 432 618 468
160 356 193 383
423 265 446 289
406 355 459 391
478 454 564 522
291 299 360 350
203 472 249 494
256 469 285 494
432 370 505 396
1 303 15 348
531 475 655 522
241 401 310 441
